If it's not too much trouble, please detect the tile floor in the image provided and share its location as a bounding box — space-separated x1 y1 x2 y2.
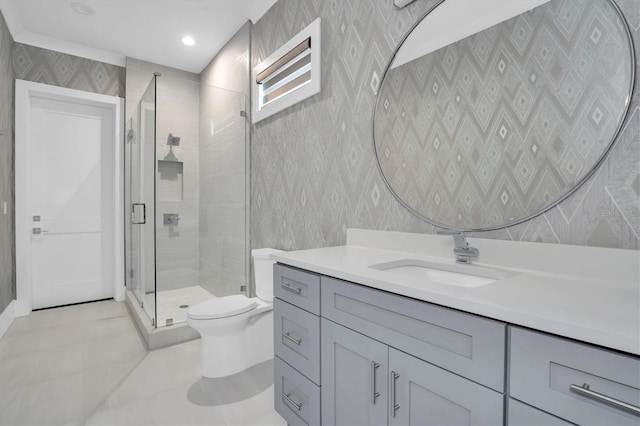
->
0 300 286 425
144 286 217 327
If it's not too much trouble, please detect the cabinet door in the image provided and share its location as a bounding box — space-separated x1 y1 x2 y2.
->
389 348 504 426
321 276 506 391
321 319 388 425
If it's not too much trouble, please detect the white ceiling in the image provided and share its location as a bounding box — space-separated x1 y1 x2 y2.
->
0 0 278 74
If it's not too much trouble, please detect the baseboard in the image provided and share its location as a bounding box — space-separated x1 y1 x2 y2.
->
0 300 17 340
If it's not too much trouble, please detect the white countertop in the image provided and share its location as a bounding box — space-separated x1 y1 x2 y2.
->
271 229 640 356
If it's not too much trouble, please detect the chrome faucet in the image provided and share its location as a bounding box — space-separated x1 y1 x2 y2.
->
438 230 479 264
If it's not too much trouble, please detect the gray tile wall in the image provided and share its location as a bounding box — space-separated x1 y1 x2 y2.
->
155 76 201 292
12 43 124 97
0 11 14 314
199 22 251 297
125 58 201 294
250 0 640 260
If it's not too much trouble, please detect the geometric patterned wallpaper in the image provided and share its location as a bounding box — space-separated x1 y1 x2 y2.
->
376 0 633 230
12 43 125 97
0 12 14 314
250 0 639 258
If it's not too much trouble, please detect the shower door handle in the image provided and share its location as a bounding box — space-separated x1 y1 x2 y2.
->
131 203 146 225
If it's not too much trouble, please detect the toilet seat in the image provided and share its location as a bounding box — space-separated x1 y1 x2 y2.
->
187 295 257 320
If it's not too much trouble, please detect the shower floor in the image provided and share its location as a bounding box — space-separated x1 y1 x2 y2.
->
144 286 216 327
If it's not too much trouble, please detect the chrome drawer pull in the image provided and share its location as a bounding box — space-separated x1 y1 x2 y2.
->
282 332 302 345
371 361 381 404
390 371 400 417
281 282 302 294
282 392 303 411
570 383 640 416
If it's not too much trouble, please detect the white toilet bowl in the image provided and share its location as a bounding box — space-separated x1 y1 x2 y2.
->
187 248 283 378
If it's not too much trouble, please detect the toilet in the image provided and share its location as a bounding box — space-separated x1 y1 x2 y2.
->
187 248 283 378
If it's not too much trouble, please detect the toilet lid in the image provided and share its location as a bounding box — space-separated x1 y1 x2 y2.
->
187 295 257 320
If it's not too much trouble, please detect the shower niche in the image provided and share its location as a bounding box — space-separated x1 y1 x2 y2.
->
158 159 183 201
158 133 184 201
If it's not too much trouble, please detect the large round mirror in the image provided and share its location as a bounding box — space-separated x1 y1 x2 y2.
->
373 0 635 231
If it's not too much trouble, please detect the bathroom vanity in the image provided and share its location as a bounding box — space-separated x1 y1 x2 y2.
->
271 230 640 426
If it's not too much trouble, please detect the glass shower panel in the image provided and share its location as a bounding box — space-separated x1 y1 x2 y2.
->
198 84 248 299
126 75 157 326
152 78 248 328
126 74 249 330
154 77 201 328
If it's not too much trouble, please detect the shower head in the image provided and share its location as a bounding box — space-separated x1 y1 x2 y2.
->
167 133 181 146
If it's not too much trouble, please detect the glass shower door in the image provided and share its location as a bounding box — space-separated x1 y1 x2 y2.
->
126 75 157 326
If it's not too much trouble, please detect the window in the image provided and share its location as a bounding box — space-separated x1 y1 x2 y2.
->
252 18 321 123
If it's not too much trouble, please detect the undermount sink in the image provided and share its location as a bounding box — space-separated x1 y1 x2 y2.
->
369 259 515 288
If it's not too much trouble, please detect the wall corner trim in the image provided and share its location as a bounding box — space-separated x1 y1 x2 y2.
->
0 300 17 340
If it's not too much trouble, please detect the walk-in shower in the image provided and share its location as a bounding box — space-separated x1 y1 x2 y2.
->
124 73 249 337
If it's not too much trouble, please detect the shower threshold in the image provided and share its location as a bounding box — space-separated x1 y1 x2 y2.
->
125 291 201 350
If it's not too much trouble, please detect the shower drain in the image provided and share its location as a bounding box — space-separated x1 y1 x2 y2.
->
179 304 189 309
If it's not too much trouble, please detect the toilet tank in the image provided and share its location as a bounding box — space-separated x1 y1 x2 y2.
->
252 248 284 302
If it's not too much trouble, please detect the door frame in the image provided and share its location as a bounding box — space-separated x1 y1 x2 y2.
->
15 80 125 316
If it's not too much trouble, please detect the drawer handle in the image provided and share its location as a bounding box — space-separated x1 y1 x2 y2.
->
390 371 400 417
282 332 302 345
281 282 302 294
570 383 640 416
371 361 380 404
282 392 303 411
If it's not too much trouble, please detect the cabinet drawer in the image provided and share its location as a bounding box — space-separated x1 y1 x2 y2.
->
274 298 321 385
275 356 321 426
274 264 321 315
510 327 640 426
508 399 572 426
321 276 506 391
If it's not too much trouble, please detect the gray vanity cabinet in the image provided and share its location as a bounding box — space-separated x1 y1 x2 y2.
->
319 272 506 426
321 317 504 426
274 262 638 425
321 318 388 425
321 276 507 392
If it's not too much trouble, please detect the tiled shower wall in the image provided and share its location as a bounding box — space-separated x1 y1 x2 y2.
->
199 23 251 297
0 12 14 314
126 38 252 299
250 0 640 259
125 59 201 293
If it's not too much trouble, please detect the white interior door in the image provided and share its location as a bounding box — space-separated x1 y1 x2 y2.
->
28 96 115 309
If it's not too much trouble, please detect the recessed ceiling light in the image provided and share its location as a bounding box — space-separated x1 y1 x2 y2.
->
70 2 96 16
182 36 196 46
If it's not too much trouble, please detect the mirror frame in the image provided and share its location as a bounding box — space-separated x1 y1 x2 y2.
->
373 0 636 232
